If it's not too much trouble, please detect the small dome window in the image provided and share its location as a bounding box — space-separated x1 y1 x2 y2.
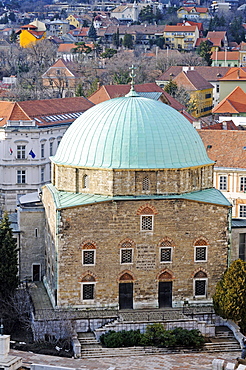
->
142 176 150 191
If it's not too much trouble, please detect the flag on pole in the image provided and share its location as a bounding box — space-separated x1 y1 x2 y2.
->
9 148 13 155
29 149 36 158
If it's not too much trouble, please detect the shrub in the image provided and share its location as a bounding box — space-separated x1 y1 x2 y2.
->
100 330 142 348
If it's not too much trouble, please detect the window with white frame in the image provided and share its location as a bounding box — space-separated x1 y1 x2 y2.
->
194 271 207 297
219 175 227 191
41 143 45 158
142 176 150 191
121 248 133 264
17 145 26 159
17 170 26 184
82 250 95 265
141 215 153 231
160 239 172 262
195 246 207 262
239 205 246 218
41 167 45 182
50 141 53 156
240 177 246 191
82 283 94 300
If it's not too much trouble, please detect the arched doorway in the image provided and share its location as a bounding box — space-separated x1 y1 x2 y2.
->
158 271 173 308
119 272 134 309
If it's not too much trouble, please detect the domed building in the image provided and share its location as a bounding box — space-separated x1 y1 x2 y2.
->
42 88 231 310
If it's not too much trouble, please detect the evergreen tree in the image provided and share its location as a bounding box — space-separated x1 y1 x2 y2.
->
0 213 19 299
112 28 120 49
88 23 97 41
213 259 246 334
123 33 133 49
197 40 212 66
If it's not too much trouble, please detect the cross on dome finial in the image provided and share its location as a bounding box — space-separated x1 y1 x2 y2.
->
125 65 139 97
129 64 136 90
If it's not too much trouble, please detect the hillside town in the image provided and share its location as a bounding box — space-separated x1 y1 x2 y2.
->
1 0 246 368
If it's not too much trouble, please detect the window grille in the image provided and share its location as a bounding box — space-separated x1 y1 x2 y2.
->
121 249 132 264
83 284 94 300
160 248 172 262
83 174 89 189
141 215 153 231
83 250 94 265
195 280 206 296
195 246 207 261
142 177 150 191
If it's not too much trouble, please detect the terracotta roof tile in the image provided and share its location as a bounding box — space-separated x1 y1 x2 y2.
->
212 86 246 114
219 67 246 81
164 25 197 32
157 66 230 82
211 51 239 60
198 129 246 168
173 70 213 91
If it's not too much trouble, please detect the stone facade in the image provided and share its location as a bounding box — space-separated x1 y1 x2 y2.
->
42 184 230 309
53 164 214 196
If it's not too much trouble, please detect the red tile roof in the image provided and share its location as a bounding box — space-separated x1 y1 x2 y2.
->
198 129 246 168
173 70 213 91
164 25 197 32
211 51 239 61
157 66 230 82
0 97 94 127
212 86 246 114
219 67 246 81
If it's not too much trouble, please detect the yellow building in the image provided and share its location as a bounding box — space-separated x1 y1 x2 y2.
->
177 6 211 20
18 20 46 48
173 67 213 118
163 25 199 51
67 14 83 29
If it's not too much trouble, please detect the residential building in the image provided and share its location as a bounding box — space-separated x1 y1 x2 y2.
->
66 14 92 29
177 20 204 37
169 67 213 118
211 51 239 67
163 24 199 51
42 87 230 310
47 20 70 38
42 58 84 98
110 3 147 23
218 67 246 101
156 65 230 106
212 86 246 117
239 42 246 67
177 6 211 20
17 19 46 48
195 31 228 52
0 97 94 212
198 129 246 218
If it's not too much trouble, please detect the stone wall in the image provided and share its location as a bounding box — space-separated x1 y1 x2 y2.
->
51 197 229 308
53 164 214 196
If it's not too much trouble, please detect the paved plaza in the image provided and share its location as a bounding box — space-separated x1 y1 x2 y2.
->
10 349 241 370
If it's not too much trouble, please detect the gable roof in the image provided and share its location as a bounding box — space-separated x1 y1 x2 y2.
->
198 129 246 168
157 66 230 83
0 97 94 127
212 86 246 114
219 67 246 81
207 31 226 40
211 51 239 61
164 25 198 32
173 70 213 91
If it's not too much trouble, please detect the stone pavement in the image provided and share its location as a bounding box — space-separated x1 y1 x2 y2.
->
10 349 241 370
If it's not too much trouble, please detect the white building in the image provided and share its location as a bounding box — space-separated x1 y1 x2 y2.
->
0 97 94 212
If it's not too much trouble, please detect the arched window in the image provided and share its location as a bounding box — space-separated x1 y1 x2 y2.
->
83 174 89 189
160 238 173 263
81 274 96 301
120 240 134 264
82 242 96 266
142 176 150 191
194 270 207 297
194 239 208 262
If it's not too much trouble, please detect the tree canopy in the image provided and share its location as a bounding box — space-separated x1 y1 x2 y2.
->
0 212 19 299
213 259 246 334
197 40 212 66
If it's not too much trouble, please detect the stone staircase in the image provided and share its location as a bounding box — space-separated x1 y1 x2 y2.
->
77 326 241 358
204 326 241 353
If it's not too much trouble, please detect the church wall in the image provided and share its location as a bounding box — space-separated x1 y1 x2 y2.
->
53 164 214 196
54 198 229 309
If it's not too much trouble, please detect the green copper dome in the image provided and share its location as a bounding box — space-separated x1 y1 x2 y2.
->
52 95 213 169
